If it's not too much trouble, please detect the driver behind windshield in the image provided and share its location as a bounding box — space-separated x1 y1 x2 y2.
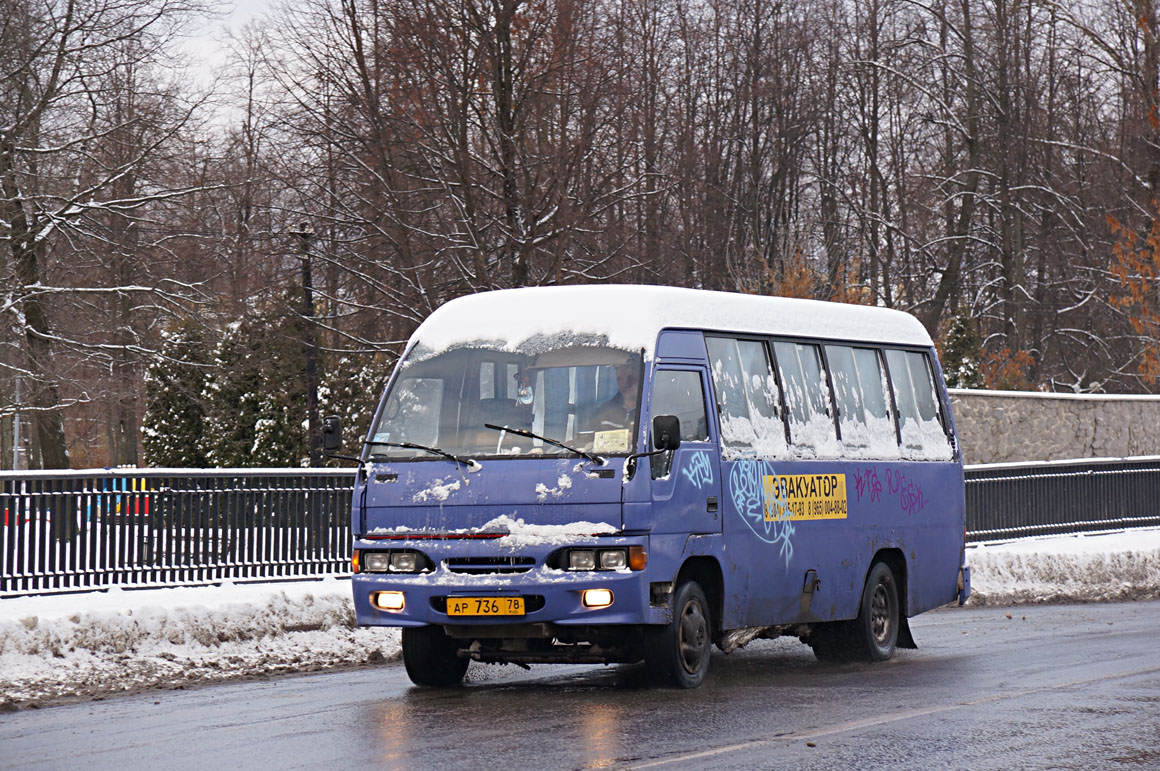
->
591 360 641 431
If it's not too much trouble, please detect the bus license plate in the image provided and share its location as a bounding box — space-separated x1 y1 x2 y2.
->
447 596 525 617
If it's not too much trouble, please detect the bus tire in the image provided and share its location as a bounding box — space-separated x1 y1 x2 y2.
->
645 580 711 688
402 625 469 687
852 561 900 662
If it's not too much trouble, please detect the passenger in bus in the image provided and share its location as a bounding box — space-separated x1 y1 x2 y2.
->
591 361 641 430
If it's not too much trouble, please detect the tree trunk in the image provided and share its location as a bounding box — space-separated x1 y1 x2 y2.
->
1 138 71 468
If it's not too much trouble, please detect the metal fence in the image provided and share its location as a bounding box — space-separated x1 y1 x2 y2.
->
5 459 1160 597
1 468 354 597
965 456 1160 542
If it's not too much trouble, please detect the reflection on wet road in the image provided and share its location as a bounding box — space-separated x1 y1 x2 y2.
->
3 601 1159 770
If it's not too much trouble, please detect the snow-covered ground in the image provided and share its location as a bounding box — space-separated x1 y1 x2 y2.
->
965 527 1160 605
2 527 1159 708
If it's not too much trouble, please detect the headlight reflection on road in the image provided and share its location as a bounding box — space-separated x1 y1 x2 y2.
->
375 702 412 768
582 702 624 768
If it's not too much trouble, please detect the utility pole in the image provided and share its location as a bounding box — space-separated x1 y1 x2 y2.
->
290 222 322 467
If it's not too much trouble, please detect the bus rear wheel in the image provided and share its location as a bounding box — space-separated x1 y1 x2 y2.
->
402 625 469 687
645 580 711 688
809 561 900 663
855 561 900 661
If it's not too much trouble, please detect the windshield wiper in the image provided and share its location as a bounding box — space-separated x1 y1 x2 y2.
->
365 440 475 468
483 424 606 465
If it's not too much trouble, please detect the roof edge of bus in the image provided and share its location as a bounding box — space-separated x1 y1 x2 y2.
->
410 285 934 356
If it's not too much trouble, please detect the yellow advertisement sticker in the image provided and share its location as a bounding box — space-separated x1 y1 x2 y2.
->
762 474 848 521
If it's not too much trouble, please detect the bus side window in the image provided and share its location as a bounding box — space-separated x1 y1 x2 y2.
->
772 341 836 450
884 349 953 459
826 345 897 455
705 337 785 456
650 370 709 443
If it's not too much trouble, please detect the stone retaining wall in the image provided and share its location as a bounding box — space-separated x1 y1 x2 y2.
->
948 389 1160 465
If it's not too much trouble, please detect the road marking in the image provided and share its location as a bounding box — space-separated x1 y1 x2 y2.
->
628 664 1160 769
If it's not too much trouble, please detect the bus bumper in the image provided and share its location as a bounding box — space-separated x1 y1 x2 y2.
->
352 566 667 628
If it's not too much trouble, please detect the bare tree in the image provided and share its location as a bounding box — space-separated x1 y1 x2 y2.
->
1 0 209 468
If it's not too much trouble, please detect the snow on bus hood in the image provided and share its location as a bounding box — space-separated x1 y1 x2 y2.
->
368 514 619 546
362 503 622 537
360 459 624 534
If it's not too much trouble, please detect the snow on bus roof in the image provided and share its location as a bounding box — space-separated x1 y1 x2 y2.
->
410 285 932 356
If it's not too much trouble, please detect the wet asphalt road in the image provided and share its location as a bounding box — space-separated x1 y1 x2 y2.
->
3 601 1159 770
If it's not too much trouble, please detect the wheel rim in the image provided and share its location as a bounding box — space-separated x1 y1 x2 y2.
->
871 582 892 646
678 597 708 674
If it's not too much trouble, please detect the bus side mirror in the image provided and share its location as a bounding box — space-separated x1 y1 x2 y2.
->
652 415 681 451
322 415 343 453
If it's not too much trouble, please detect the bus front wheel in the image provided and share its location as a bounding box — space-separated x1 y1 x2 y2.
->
402 625 469 687
645 580 712 688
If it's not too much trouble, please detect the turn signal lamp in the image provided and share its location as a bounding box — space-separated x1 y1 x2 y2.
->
373 591 406 612
628 546 647 571
352 550 361 573
582 588 614 608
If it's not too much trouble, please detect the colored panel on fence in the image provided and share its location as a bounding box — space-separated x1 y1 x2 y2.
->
1 470 354 597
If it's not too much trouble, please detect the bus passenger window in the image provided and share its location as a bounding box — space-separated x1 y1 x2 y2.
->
772 341 837 451
826 345 897 455
854 348 890 421
885 349 952 459
480 362 496 399
651 370 709 442
705 337 785 456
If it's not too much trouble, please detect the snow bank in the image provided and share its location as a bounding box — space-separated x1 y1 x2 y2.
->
966 528 1160 606
2 528 1159 708
0 578 396 708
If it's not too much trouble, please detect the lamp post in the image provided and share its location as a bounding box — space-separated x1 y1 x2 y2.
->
12 376 21 470
290 222 322 467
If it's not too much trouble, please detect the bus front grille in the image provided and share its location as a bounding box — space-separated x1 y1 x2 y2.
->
444 556 537 574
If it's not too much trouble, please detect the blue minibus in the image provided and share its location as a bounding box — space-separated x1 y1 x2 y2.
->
326 285 970 688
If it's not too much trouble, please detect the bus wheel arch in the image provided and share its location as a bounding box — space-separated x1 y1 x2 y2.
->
675 557 724 643
809 550 912 662
644 557 723 688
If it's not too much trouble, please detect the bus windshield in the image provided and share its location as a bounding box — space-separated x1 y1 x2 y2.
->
369 344 643 461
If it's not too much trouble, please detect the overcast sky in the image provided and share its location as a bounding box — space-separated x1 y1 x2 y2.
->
183 0 268 84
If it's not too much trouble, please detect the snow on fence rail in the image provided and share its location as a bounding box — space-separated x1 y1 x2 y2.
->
1 469 353 597
4 459 1160 597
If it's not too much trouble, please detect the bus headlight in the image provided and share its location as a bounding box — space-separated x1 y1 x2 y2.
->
564 548 634 571
598 549 627 570
390 552 418 572
363 552 392 572
569 550 597 570
362 550 428 573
